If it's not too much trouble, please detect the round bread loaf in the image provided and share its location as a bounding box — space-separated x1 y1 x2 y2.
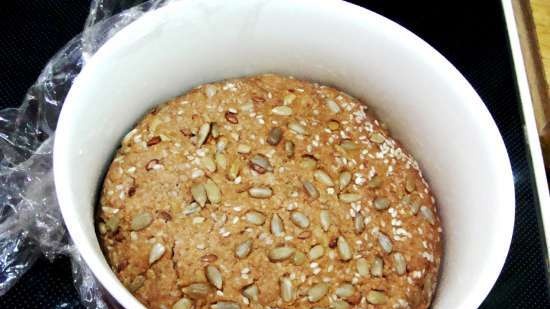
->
98 74 442 309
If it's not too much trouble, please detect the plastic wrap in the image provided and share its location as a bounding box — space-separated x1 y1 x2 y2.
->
0 0 173 307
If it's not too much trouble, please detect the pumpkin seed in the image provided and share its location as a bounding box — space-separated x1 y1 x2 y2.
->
272 106 293 116
378 232 393 253
149 243 166 264
339 193 362 203
366 290 387 305
196 123 211 146
369 132 385 144
320 210 331 232
312 227 329 247
268 246 295 262
206 265 223 289
335 283 355 298
267 127 283 145
325 99 341 114
314 169 334 186
280 277 295 302
303 180 320 199
327 120 340 131
242 284 259 302
211 301 240 309
374 197 390 210
308 283 329 302
237 144 251 154
291 211 310 229
292 251 306 266
284 93 297 105
300 155 317 170
191 183 207 207
245 210 266 225
227 161 241 180
337 236 352 261
172 297 192 309
183 283 210 299
393 252 407 275
248 187 273 198
288 122 307 135
183 202 201 216
201 156 216 173
371 256 383 277
340 139 358 151
270 213 285 236
249 154 273 174
308 245 325 260
215 153 227 170
105 213 120 232
285 141 295 157
131 212 153 231
235 238 253 258
354 213 366 234
339 171 352 190
356 257 370 277
420 206 435 225
127 275 145 292
331 300 350 309
204 179 221 204
367 176 382 189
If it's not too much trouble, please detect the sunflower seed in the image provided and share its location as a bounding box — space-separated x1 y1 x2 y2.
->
320 210 331 232
325 99 341 114
211 122 220 138
172 297 192 309
268 246 295 262
405 175 416 192
225 111 239 124
205 265 223 289
285 141 295 157
227 161 241 181
312 227 329 247
183 202 201 216
242 283 259 302
245 210 266 225
197 123 211 146
149 243 165 264
191 183 207 207
204 179 221 204
201 156 217 173
367 176 382 189
339 193 362 203
292 251 306 266
216 137 228 153
314 169 334 186
272 106 293 116
420 206 435 225
308 283 329 302
183 283 210 299
291 211 310 229
303 181 320 199
248 187 273 198
127 275 145 292
308 245 324 260
201 254 218 263
371 256 383 277
211 301 240 309
356 257 370 277
288 122 307 135
327 120 340 131
131 212 153 231
340 139 358 151
300 156 318 170
105 213 120 232
354 212 366 234
270 214 285 236
215 153 227 169
410 201 421 215
369 132 385 144
338 171 352 190
235 238 253 258
331 300 350 309
205 84 218 98
393 252 407 275
249 154 273 174
280 277 295 302
237 144 251 154
374 197 390 210
335 283 355 298
284 93 296 105
378 232 393 253
337 236 352 261
366 290 387 305
267 127 283 145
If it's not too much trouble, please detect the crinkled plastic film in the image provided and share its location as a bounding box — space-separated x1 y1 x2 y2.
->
0 0 173 307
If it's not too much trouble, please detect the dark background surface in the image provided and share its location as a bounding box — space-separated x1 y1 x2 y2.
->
0 0 549 308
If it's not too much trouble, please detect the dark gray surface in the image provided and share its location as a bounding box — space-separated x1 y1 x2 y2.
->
0 0 549 308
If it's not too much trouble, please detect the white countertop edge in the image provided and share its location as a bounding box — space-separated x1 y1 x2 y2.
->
502 0 550 259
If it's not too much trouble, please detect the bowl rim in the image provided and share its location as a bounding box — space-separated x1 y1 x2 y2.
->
54 0 515 308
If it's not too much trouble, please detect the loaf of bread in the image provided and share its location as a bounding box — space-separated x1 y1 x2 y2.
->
98 74 442 309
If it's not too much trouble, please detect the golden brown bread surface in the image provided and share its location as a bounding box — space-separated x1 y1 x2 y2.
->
97 74 442 309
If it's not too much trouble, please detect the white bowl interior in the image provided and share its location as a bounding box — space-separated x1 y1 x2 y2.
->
54 0 514 308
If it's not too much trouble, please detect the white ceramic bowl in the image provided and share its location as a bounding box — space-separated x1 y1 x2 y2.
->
53 0 515 308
